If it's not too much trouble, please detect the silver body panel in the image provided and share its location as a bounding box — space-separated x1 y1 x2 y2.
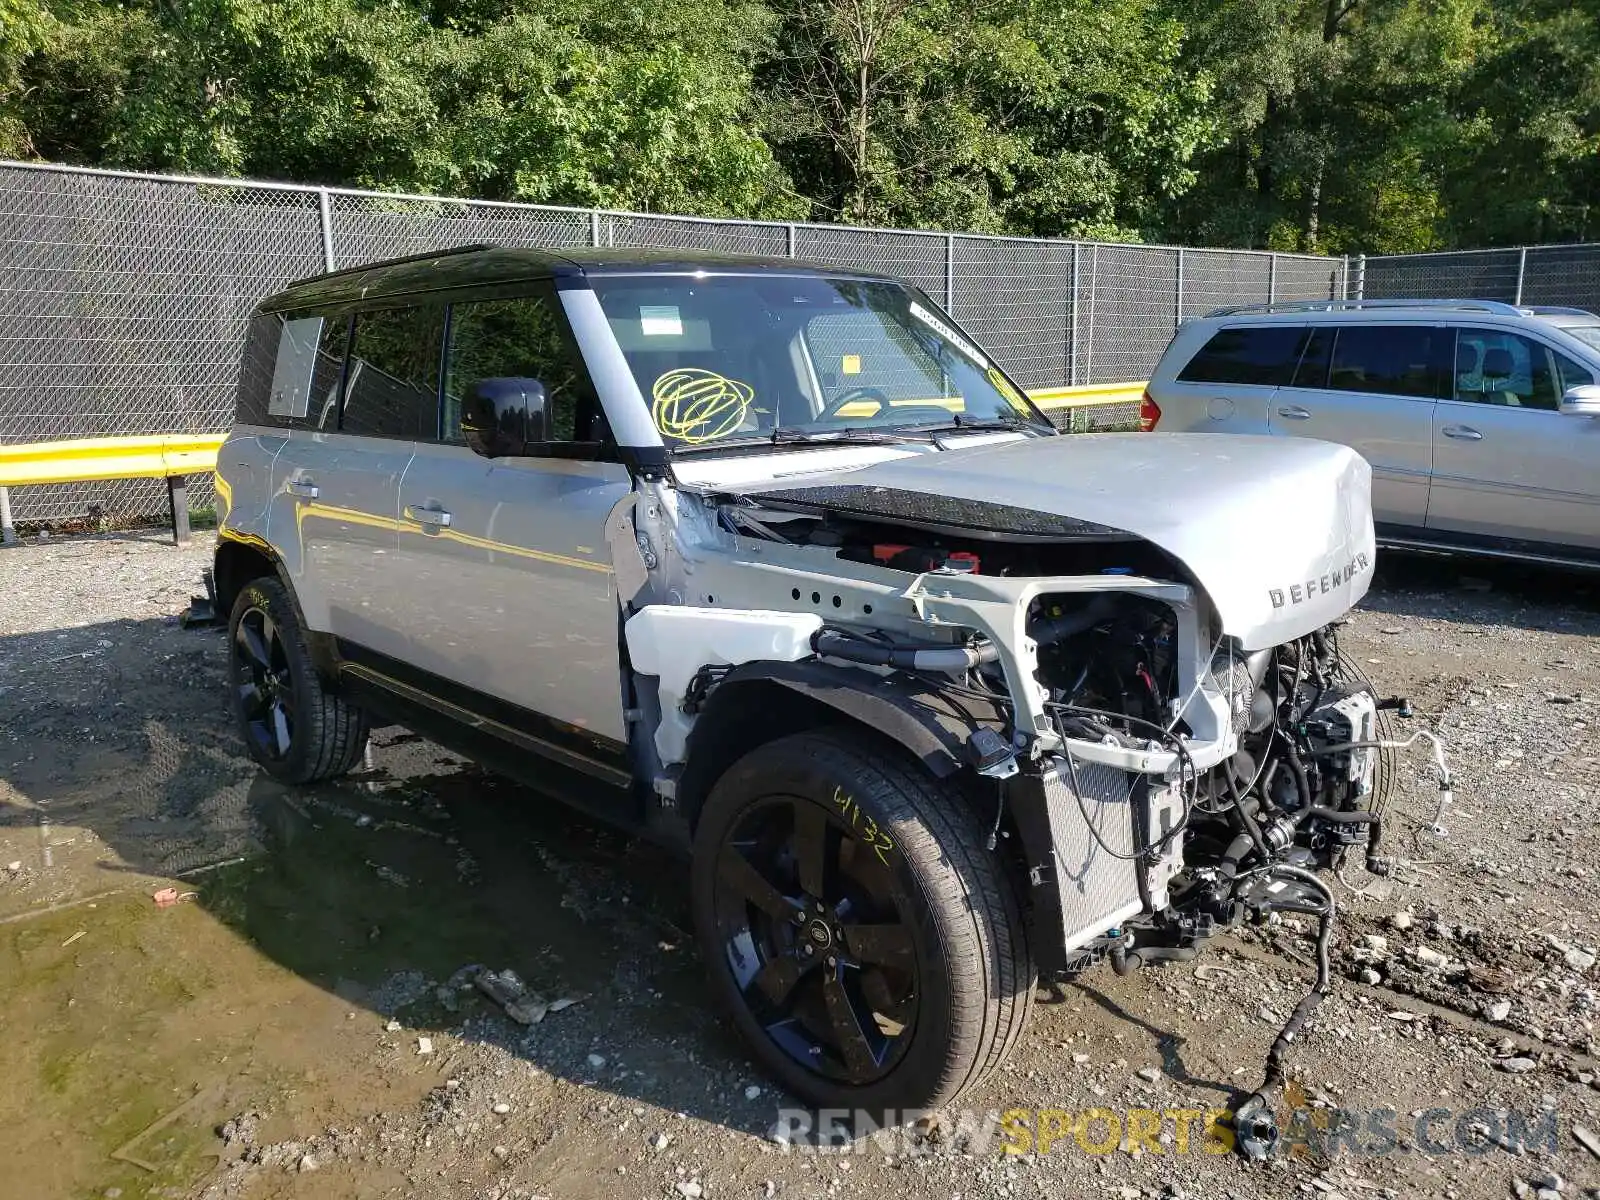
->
1427 397 1600 551
266 430 415 661
393 443 631 740
726 432 1376 652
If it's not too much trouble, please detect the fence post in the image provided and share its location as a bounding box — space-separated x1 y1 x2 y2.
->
1083 244 1099 385
1174 248 1185 331
1515 246 1528 305
0 486 14 545
1069 243 1080 387
1355 254 1366 300
945 234 955 308
786 223 797 258
1268 254 1277 305
591 211 602 248
316 188 336 271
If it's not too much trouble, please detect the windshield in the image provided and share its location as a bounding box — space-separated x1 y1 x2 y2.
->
588 274 1050 450
1563 324 1600 354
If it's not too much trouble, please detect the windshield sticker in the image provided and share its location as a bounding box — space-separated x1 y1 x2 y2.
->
908 301 988 368
841 354 862 376
652 367 755 444
639 305 683 337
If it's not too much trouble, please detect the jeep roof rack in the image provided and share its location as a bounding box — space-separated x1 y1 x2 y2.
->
286 242 499 289
1204 298 1530 319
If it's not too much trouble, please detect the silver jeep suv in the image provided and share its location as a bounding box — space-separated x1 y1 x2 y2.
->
1146 299 1600 568
215 246 1405 1144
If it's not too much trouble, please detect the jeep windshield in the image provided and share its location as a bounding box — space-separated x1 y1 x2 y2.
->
588 274 1053 451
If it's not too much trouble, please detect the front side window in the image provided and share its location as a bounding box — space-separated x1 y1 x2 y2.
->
1177 326 1305 386
341 306 446 439
1290 328 1333 389
1452 328 1560 411
443 293 602 445
588 275 1047 449
1328 326 1441 399
1554 347 1596 394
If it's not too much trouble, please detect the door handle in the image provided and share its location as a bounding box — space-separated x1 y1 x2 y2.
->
285 479 319 499
1441 425 1483 441
1275 404 1312 420
405 504 453 529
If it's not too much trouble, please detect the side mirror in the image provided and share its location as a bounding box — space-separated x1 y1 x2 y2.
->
460 377 547 458
1560 384 1600 417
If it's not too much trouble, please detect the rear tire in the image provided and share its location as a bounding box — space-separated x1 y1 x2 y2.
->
227 576 369 784
691 727 1035 1115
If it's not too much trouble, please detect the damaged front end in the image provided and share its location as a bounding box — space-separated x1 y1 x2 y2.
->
613 433 1446 1156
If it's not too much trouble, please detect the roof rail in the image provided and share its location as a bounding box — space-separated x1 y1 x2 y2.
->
1527 305 1600 318
1203 298 1529 319
286 242 499 289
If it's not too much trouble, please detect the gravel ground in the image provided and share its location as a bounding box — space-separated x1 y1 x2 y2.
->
2 531 1599 1200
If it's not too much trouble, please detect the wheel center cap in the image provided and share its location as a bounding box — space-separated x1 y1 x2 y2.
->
806 920 833 949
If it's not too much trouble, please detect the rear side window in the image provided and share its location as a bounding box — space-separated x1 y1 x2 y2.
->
1177 326 1305 386
234 311 348 430
1327 326 1441 399
342 306 447 439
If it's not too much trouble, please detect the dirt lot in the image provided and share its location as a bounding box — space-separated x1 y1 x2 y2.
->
2 530 1599 1200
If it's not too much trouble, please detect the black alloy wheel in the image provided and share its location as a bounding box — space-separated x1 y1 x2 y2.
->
234 603 295 761
711 793 919 1084
692 728 1035 1113
225 575 369 784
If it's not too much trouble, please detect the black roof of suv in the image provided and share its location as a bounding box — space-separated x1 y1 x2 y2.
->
264 245 896 313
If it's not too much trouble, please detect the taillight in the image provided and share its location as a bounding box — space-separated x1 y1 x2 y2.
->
1138 391 1161 432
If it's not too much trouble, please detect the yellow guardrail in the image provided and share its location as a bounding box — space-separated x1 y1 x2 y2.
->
1027 380 1147 411
0 433 225 545
0 433 225 486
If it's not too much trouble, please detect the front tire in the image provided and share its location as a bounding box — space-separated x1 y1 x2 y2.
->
227 576 369 784
691 727 1035 1114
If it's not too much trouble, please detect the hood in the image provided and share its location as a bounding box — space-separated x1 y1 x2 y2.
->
735 432 1375 651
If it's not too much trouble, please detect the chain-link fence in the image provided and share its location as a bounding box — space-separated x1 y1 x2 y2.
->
0 159 1346 523
1360 244 1600 311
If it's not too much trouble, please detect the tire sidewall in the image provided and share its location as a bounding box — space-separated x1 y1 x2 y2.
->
227 576 318 784
691 731 964 1117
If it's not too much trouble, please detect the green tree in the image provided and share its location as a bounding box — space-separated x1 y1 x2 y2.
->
761 0 1217 237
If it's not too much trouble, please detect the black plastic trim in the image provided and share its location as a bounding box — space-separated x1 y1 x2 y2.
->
332 638 633 787
1376 522 1600 570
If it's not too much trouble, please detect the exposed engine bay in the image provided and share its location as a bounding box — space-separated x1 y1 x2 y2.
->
615 433 1454 1157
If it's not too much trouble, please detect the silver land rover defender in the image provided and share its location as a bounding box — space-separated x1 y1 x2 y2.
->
214 246 1416 1150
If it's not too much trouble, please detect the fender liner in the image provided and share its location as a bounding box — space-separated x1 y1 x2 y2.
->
675 659 1006 833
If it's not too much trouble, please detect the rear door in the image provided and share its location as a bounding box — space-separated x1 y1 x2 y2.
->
395 287 631 746
269 304 442 655
1269 322 1444 528
1156 322 1305 434
1425 326 1600 552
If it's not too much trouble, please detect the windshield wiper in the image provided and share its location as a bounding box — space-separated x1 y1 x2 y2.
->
901 412 1051 436
768 426 936 446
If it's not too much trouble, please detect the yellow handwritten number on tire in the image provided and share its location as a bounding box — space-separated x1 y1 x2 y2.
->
652 368 755 444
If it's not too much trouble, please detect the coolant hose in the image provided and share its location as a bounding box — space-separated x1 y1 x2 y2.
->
1110 944 1201 975
812 628 999 672
1029 594 1118 645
